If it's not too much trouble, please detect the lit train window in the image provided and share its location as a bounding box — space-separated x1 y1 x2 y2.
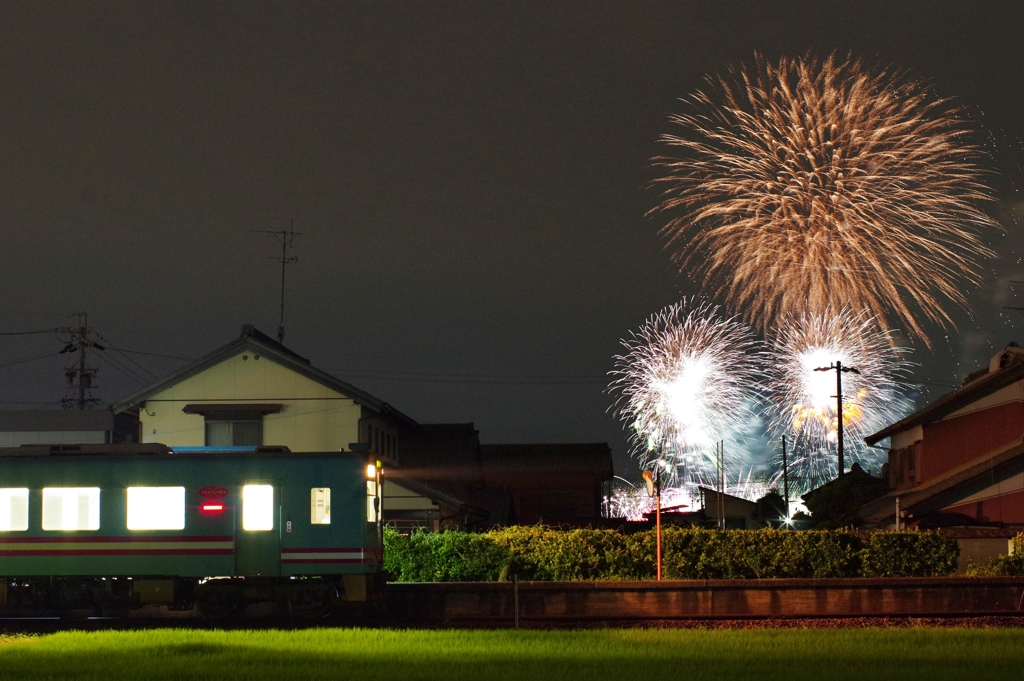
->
42 488 100 531
242 485 274 531
310 488 330 524
0 488 29 531
127 487 185 530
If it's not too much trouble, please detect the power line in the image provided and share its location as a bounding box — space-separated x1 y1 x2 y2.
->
105 347 195 362
94 332 161 380
0 328 60 336
92 348 150 386
0 350 59 369
327 368 609 385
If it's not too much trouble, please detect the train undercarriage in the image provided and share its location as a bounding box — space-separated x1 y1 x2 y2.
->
0 575 377 619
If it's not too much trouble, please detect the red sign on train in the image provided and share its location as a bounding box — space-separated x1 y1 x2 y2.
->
198 486 229 499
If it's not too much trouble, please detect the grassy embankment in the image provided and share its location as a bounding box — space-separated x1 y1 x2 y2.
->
1 627 1022 681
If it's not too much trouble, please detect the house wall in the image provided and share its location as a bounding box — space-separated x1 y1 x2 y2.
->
918 401 1024 483
944 488 1024 525
140 352 362 452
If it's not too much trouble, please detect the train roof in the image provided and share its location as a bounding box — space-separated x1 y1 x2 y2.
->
0 444 365 459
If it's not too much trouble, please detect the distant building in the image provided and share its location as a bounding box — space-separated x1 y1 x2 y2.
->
0 409 138 446
861 343 1024 528
480 443 613 525
397 426 614 528
112 324 412 464
111 324 466 526
699 487 763 529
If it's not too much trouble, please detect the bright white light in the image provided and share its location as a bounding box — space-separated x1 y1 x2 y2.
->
127 487 185 530
799 348 843 409
655 354 715 449
609 299 765 488
242 485 274 531
42 488 100 531
0 488 28 531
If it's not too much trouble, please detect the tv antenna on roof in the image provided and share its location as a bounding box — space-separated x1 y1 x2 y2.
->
251 220 301 344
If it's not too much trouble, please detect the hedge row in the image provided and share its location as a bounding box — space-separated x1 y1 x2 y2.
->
382 526 959 582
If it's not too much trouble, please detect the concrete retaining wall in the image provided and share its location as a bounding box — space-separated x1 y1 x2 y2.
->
387 577 1024 622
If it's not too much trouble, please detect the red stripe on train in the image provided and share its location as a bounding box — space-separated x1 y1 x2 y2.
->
0 536 233 544
3 549 234 556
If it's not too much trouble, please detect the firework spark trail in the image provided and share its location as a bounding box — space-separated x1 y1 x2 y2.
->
608 299 764 487
765 309 914 492
650 53 1000 346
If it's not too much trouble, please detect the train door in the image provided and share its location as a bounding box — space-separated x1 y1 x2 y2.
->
234 483 281 576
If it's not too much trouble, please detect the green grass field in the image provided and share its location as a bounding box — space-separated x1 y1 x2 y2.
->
1 627 1022 681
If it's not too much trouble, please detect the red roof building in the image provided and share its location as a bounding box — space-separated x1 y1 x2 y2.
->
861 344 1024 528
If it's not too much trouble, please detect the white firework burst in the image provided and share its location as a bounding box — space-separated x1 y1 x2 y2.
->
764 309 914 492
609 299 765 487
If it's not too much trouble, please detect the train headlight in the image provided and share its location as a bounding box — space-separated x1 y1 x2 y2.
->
366 463 377 480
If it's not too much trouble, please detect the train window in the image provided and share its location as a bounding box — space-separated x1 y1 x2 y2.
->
127 487 185 530
0 488 29 531
310 488 330 524
42 488 100 531
242 484 274 531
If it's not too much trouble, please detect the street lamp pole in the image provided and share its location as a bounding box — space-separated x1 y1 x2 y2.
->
642 466 662 580
813 361 860 479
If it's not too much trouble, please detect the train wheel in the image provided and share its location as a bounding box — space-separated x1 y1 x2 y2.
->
195 585 242 619
286 583 337 619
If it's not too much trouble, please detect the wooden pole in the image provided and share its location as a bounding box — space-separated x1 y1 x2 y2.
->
655 472 662 581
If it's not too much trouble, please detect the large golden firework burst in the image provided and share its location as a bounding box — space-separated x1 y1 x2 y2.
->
651 53 1000 346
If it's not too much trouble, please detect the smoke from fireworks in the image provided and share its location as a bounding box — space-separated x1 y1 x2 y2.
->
651 53 999 346
608 300 763 487
765 309 913 492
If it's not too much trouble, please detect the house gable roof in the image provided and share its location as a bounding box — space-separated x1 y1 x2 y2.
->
864 359 1024 446
112 324 418 427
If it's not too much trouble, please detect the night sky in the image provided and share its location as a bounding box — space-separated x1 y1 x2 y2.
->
0 2 1022 476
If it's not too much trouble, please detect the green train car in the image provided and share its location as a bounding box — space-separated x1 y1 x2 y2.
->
0 444 383 617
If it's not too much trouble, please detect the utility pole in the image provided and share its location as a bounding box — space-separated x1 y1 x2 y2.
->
781 434 790 524
813 361 861 478
251 221 301 344
716 440 726 529
59 313 104 410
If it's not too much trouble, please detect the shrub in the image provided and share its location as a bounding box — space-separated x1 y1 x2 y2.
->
859 530 959 577
383 527 510 582
383 526 960 582
660 528 862 579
